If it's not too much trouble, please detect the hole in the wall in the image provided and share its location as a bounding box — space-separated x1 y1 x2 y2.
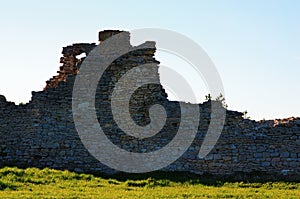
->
76 52 86 59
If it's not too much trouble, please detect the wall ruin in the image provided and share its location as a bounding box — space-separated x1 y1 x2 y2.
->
0 30 299 178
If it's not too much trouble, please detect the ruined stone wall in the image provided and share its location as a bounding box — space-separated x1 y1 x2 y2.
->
0 30 299 178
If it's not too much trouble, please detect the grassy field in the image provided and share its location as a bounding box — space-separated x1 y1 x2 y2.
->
0 167 299 198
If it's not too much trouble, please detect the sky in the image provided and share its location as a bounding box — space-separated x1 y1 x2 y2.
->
0 0 299 120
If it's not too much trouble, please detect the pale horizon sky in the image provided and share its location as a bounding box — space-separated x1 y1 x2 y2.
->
0 0 299 120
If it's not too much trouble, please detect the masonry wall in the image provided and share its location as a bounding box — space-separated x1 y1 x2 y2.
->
0 30 299 178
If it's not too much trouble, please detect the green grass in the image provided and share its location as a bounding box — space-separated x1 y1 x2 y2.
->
0 167 299 198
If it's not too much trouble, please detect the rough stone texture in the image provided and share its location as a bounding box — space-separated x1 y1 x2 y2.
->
45 43 96 90
0 30 299 178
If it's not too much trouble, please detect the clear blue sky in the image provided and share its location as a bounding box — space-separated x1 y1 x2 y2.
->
0 0 299 120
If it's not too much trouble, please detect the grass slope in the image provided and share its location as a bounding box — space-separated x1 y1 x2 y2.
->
0 167 299 198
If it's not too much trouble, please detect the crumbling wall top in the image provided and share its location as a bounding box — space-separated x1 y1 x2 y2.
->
98 30 124 42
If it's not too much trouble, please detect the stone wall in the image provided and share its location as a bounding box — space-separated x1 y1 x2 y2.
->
0 30 299 178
